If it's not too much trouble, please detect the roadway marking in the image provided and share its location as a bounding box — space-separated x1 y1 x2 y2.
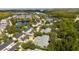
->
1 42 17 51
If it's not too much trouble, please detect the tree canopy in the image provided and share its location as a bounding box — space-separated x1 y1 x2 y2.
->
47 18 79 51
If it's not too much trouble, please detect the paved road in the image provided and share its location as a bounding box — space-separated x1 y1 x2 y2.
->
9 43 19 51
1 42 17 51
0 39 14 50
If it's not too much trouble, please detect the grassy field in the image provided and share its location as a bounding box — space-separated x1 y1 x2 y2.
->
0 12 12 20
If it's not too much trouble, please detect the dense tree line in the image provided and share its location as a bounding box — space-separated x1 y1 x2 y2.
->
47 18 79 51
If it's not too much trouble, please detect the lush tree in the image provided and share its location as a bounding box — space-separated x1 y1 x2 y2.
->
21 41 36 50
47 18 79 51
34 32 43 37
0 33 8 44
